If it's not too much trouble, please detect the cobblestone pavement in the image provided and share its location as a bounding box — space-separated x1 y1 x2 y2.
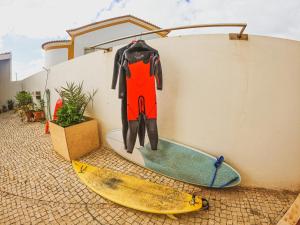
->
0 112 297 225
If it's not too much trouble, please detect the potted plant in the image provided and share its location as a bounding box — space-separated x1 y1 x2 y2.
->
2 105 8 112
33 99 45 122
7 99 14 110
15 91 34 122
21 103 34 122
49 82 99 161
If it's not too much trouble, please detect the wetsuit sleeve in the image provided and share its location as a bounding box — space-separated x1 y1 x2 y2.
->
112 49 121 89
118 66 126 99
122 58 130 77
118 58 130 98
153 54 163 90
150 54 156 76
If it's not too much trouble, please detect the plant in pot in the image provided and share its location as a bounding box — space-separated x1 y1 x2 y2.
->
20 103 35 122
2 105 8 112
15 91 34 122
49 81 99 161
7 99 14 110
33 99 46 122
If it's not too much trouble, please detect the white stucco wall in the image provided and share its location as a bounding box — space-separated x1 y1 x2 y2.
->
44 48 68 68
74 22 161 57
0 59 21 106
21 34 300 191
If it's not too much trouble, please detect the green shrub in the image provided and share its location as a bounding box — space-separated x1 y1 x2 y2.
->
55 82 97 127
15 91 32 107
34 99 45 112
7 99 14 110
15 91 34 121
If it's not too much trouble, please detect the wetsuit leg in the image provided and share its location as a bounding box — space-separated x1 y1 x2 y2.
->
121 97 128 149
137 96 146 147
138 114 146 146
146 119 158 150
127 120 139 153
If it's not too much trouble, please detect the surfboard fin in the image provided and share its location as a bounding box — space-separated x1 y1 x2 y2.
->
166 214 178 220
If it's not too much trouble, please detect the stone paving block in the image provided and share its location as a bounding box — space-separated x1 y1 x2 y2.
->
0 112 298 225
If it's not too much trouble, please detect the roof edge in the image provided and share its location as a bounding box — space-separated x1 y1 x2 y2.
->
66 15 169 37
0 52 11 61
42 40 71 50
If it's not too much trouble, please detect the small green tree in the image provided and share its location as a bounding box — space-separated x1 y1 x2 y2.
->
15 91 32 107
55 82 97 127
15 91 34 121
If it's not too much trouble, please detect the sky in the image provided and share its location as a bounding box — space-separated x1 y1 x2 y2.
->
0 0 300 80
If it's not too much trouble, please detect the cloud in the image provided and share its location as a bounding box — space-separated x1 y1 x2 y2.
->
1 0 300 40
0 33 49 80
1 0 300 80
12 57 44 81
95 0 300 40
0 0 114 38
0 0 115 79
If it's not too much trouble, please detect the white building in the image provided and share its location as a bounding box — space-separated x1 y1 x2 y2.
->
42 40 71 68
42 15 169 68
0 52 21 106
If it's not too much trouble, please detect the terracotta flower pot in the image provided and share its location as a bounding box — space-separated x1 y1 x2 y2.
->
25 111 34 122
33 111 45 122
49 117 100 161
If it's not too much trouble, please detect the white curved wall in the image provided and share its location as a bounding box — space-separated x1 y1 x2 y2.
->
22 34 300 191
74 22 162 57
0 59 21 106
44 48 68 68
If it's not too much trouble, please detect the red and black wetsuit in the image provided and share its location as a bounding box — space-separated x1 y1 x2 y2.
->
112 43 146 149
121 40 162 153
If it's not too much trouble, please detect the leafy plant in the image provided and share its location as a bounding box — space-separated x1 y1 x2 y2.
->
34 99 45 112
55 82 97 127
16 103 34 122
15 91 32 107
15 91 34 121
7 99 14 110
2 105 7 112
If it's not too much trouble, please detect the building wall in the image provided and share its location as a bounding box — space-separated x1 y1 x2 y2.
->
21 34 300 191
74 22 161 57
44 48 69 68
0 59 21 106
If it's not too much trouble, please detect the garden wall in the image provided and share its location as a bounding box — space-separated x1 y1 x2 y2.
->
0 59 21 107
21 34 300 191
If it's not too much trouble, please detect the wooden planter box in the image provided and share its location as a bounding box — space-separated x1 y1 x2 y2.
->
49 118 100 161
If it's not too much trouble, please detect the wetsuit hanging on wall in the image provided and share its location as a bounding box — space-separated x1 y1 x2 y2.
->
121 40 163 153
112 43 146 149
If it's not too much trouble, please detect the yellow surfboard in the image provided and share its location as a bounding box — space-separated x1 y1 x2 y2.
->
72 161 208 217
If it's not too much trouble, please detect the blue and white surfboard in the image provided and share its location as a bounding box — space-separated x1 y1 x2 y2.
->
106 129 241 188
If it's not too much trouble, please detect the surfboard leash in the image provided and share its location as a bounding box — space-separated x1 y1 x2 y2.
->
209 156 224 187
201 198 209 210
219 176 239 188
191 191 209 209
